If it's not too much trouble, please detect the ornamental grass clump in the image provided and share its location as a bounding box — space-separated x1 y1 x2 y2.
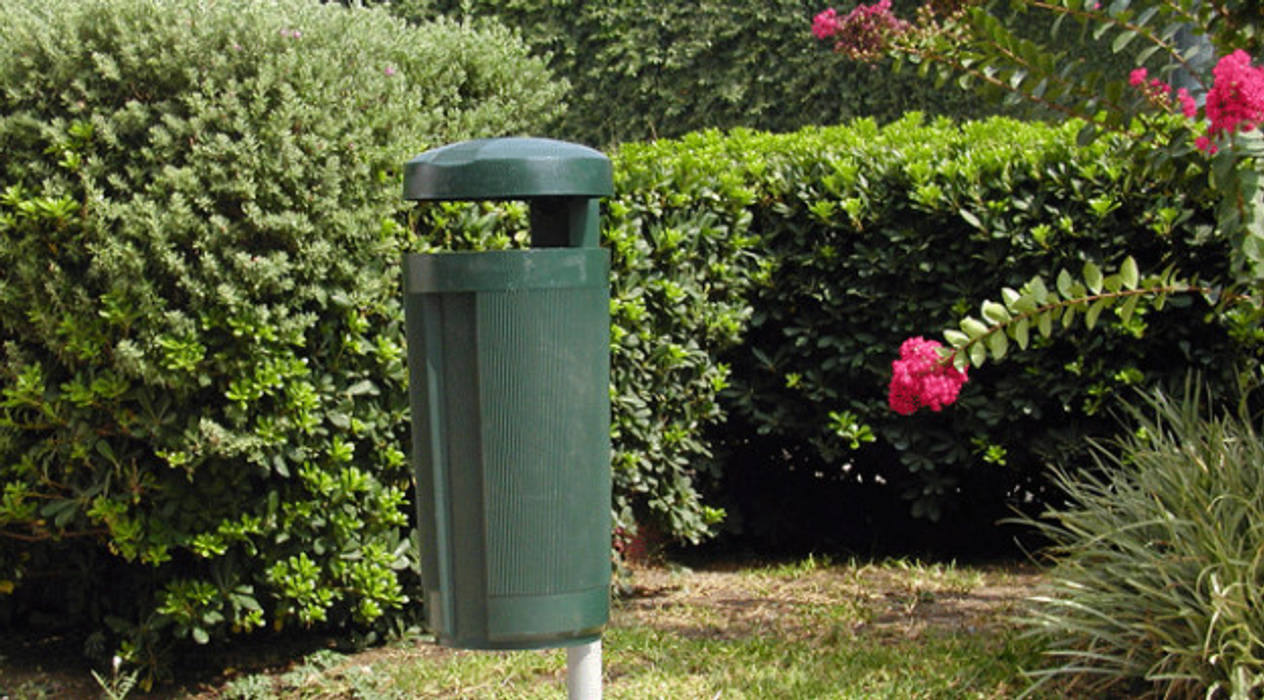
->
1018 383 1264 698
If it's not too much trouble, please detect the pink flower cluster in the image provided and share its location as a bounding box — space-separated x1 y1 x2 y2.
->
812 8 841 39
812 1 910 61
1128 67 1197 119
888 337 969 415
1199 50 1264 153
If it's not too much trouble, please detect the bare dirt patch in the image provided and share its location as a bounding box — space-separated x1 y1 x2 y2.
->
615 560 1041 643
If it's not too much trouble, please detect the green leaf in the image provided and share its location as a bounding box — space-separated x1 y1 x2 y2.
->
1056 269 1074 299
1011 293 1039 313
959 208 983 230
1028 276 1050 305
1111 29 1139 53
982 300 1011 325
987 330 1008 361
969 341 987 368
943 329 970 348
1037 312 1053 338
961 317 990 339
1077 123 1097 147
1118 293 1141 324
1083 261 1103 294
1012 317 1030 350
1120 256 1139 289
1001 287 1021 308
1084 298 1109 329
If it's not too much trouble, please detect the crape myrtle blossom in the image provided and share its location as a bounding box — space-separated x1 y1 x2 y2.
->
812 0 910 61
888 337 968 415
1127 67 1197 119
1199 49 1264 153
812 8 841 39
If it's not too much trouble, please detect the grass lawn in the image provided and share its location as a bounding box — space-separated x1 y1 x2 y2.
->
1 557 1057 699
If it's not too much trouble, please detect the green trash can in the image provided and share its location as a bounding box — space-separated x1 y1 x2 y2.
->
402 138 613 650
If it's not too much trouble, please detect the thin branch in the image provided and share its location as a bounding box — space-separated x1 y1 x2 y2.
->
0 528 107 543
1026 0 1210 92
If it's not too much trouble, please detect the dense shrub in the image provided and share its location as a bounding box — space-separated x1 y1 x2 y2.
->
387 0 1001 146
1018 383 1264 697
0 0 562 666
611 115 1248 553
384 0 1139 147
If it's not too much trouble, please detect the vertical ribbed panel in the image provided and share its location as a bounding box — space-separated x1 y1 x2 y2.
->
478 285 610 597
405 247 612 648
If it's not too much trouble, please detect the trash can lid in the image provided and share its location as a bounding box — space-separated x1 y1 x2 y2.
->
403 137 614 201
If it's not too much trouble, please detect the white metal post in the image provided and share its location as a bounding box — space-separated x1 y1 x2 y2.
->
566 639 602 700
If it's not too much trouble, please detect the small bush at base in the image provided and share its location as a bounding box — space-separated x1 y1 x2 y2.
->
1017 381 1264 698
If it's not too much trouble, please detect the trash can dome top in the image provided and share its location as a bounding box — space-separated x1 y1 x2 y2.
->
403 137 613 201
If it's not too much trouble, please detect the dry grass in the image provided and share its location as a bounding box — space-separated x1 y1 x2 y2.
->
616 558 1039 644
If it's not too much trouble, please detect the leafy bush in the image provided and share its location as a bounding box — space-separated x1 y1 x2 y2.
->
386 0 1140 147
0 0 562 667
1017 382 1264 697
390 0 1004 146
603 134 771 543
608 114 1247 553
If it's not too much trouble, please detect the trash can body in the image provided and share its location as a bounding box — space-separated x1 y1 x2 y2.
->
402 138 614 650
401 136 614 646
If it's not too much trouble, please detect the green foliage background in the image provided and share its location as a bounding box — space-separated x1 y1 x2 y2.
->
385 0 1005 146
381 0 1142 148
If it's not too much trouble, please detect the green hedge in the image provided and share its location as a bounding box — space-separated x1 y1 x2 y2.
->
607 114 1246 552
0 0 562 667
388 0 1003 146
386 0 1140 148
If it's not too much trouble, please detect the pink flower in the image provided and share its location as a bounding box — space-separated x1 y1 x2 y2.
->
1195 135 1218 153
821 0 911 61
1128 68 1200 121
888 337 969 415
1177 88 1197 118
1202 50 1264 149
384 66 397 77
813 8 841 40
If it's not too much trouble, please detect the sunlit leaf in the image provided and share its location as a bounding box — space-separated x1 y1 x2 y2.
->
1083 261 1103 294
1120 256 1139 289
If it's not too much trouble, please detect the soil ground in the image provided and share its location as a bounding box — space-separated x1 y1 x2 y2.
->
0 560 1041 699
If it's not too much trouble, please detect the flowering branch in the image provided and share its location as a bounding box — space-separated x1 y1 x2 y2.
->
886 257 1251 413
940 258 1211 371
